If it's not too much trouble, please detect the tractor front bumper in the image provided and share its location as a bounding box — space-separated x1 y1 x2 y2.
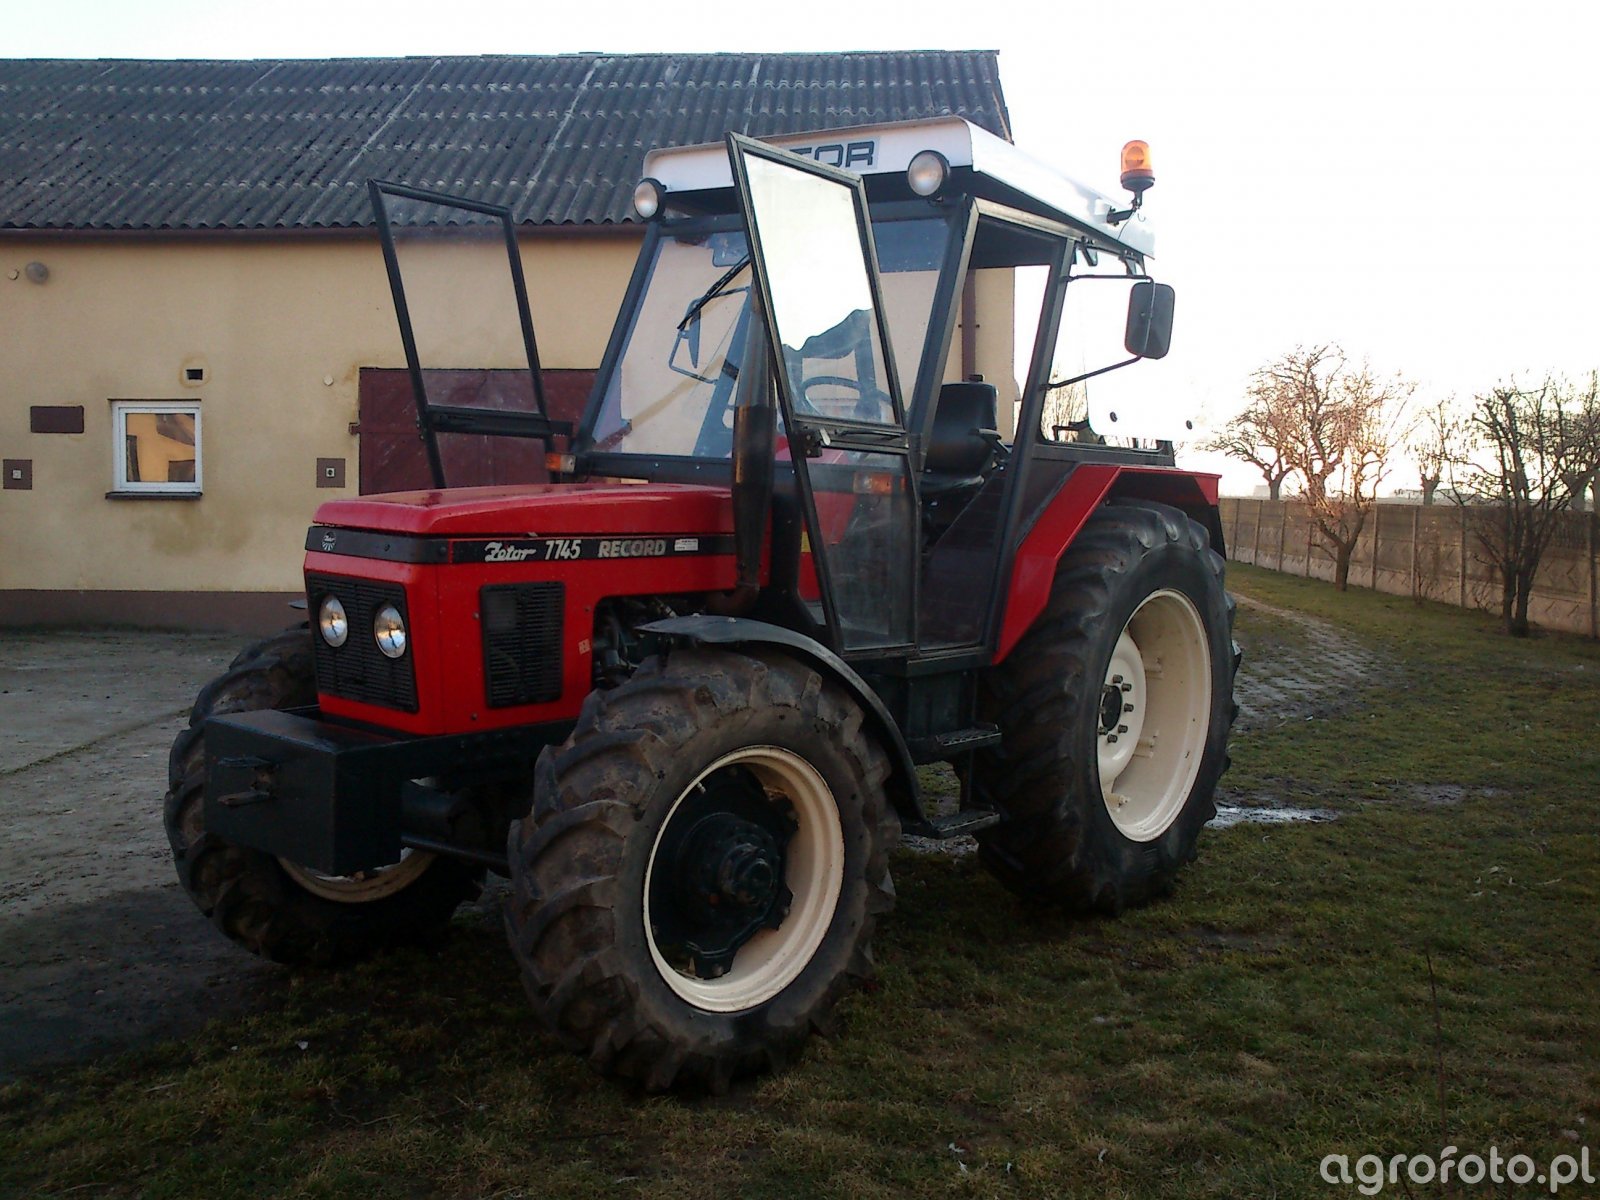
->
203 708 569 876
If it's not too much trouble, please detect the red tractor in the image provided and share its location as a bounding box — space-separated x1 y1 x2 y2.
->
166 121 1236 1091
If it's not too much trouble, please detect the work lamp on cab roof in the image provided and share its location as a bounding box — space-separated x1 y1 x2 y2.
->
906 149 949 197
632 177 665 220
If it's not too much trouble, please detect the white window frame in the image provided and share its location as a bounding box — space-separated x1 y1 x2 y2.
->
111 401 202 495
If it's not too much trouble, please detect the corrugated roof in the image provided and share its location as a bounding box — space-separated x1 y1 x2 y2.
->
0 52 1009 231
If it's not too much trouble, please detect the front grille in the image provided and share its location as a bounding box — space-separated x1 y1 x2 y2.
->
306 574 418 712
481 583 564 708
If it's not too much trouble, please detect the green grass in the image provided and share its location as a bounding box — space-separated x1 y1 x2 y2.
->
3 564 1597 1199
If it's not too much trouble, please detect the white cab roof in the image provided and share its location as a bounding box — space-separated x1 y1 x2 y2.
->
642 116 1155 258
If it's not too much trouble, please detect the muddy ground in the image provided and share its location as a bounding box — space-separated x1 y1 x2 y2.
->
0 600 1383 1081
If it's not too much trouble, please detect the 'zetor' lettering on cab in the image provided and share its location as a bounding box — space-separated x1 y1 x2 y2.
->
598 538 667 558
788 140 875 169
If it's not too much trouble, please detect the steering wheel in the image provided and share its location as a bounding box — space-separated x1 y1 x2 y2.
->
799 374 894 422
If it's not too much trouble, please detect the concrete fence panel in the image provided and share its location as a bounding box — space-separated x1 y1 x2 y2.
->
1218 497 1600 637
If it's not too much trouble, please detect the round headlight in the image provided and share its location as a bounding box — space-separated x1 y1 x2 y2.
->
317 595 348 647
907 149 950 198
632 177 665 220
373 603 407 659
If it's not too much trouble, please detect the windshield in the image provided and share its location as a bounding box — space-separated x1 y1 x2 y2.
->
587 214 953 460
589 229 752 458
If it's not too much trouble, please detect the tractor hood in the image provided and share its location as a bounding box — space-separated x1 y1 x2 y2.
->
311 482 735 538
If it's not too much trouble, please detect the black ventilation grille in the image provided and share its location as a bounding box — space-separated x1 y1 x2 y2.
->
481 583 565 708
306 574 418 712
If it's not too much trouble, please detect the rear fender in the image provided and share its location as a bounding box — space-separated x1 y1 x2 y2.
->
997 464 1221 663
638 615 926 828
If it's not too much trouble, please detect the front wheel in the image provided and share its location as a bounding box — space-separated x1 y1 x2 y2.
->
973 501 1237 913
163 628 482 965
505 648 897 1092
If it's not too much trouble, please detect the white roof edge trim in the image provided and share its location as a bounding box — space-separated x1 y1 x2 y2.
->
643 116 1155 259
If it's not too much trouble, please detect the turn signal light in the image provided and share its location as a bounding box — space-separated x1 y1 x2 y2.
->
546 452 576 474
1120 140 1154 195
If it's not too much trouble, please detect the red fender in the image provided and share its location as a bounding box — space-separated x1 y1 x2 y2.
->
995 464 1221 663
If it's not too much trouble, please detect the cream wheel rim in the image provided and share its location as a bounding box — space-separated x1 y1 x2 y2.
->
1097 589 1211 841
644 746 844 1013
278 848 435 903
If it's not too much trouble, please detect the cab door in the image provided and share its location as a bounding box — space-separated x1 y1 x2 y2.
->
726 134 918 655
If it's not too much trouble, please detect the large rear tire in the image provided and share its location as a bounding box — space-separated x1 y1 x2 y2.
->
505 648 897 1092
163 628 482 965
973 501 1237 914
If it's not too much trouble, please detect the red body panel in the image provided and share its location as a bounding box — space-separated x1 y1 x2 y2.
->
305 483 748 735
995 465 1220 663
313 481 735 537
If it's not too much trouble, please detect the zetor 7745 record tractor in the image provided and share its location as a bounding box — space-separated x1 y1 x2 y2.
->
166 120 1237 1091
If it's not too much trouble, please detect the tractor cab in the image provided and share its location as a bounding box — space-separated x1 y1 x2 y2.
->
369 117 1183 669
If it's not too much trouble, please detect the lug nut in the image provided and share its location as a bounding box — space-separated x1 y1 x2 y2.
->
1118 724 1128 733
1123 703 1134 713
1121 681 1133 693
1107 734 1119 743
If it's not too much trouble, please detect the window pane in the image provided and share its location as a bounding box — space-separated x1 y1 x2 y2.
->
744 154 897 426
380 194 540 418
805 449 914 649
590 229 753 458
124 411 197 485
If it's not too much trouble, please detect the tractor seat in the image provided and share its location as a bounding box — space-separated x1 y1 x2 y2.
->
921 381 1000 498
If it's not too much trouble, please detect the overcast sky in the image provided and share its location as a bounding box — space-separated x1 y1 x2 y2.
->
11 0 1598 492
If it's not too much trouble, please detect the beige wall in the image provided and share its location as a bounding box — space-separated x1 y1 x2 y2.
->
0 229 1019 617
0 232 639 596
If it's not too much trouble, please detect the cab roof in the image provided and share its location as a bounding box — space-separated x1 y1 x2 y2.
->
643 116 1154 259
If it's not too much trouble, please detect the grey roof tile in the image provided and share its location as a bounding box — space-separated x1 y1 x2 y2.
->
0 51 1009 231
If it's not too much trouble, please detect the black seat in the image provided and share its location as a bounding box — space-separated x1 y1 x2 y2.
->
922 381 999 497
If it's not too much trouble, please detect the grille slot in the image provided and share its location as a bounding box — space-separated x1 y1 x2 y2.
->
306 574 418 712
481 583 565 708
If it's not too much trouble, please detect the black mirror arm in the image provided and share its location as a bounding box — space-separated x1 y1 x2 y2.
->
1045 357 1140 392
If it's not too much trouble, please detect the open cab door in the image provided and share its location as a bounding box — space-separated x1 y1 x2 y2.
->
368 182 571 488
726 135 918 655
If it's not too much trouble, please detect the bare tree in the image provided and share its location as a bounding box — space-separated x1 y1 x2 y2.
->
1555 371 1600 512
1205 369 1302 500
1292 353 1412 590
1465 375 1595 635
1228 345 1410 589
1410 396 1470 505
1042 379 1095 443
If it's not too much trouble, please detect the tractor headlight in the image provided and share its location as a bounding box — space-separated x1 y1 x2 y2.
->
373 603 408 659
317 595 348 647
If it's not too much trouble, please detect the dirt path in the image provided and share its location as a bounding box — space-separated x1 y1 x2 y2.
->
0 631 281 1081
1230 594 1387 732
0 599 1389 1081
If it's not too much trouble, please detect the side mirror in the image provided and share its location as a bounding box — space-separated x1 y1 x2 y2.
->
1124 281 1175 360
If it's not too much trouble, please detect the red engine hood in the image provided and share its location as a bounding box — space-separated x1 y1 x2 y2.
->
312 482 735 537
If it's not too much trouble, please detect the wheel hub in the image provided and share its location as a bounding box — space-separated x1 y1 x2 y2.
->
1098 682 1126 734
649 768 795 979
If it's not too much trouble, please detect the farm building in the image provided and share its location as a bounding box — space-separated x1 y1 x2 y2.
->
0 51 1014 628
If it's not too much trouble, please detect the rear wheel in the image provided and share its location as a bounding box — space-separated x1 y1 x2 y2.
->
505 648 897 1092
973 501 1237 913
163 628 482 965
